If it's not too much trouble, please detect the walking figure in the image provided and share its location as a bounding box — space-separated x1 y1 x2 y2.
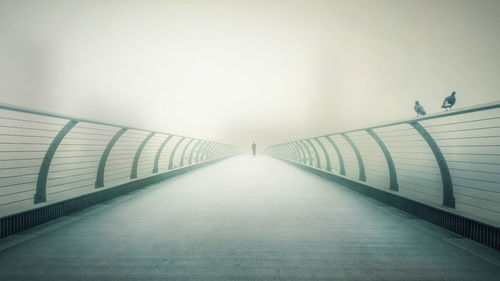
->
251 142 257 156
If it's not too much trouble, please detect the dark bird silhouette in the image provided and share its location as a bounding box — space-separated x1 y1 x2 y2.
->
441 91 456 110
414 101 426 116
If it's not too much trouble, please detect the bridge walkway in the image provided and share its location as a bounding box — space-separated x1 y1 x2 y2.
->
0 155 499 280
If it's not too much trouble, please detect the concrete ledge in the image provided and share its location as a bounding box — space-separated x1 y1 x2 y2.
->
274 156 500 251
0 157 232 239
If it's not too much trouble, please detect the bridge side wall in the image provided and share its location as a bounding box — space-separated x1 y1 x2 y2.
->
0 104 240 237
266 101 500 250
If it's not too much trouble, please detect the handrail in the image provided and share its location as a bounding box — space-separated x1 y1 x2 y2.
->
266 100 500 226
0 103 240 217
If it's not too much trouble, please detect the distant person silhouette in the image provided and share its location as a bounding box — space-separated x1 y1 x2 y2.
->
441 91 456 110
251 142 257 156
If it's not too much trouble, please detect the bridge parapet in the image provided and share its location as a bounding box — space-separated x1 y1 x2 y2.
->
0 103 240 221
266 101 500 250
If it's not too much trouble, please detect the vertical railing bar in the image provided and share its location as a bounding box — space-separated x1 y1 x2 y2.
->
325 135 345 175
130 132 155 179
34 120 78 203
291 142 301 162
306 139 321 169
314 137 332 172
287 143 298 161
195 141 209 163
284 143 295 160
294 141 307 165
410 121 455 208
153 135 173 173
200 142 215 161
95 127 127 188
341 133 366 181
207 143 218 160
366 129 399 191
300 140 313 166
179 138 195 167
284 143 296 161
168 137 186 170
189 139 203 165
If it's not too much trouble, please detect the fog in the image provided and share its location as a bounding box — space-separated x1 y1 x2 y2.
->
1 0 499 152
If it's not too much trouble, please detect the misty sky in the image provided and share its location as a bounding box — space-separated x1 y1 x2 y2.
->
1 0 499 151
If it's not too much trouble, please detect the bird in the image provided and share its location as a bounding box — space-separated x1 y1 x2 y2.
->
414 101 426 116
441 91 456 110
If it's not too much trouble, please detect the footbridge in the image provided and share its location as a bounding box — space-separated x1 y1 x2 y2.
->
1 102 499 280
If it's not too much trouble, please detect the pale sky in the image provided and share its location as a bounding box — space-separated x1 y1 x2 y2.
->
1 0 499 152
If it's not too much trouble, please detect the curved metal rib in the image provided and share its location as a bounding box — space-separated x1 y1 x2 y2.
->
179 138 195 167
341 133 366 181
195 141 209 163
291 142 302 162
202 142 216 161
325 136 345 175
290 142 301 161
300 140 314 166
314 138 331 171
284 143 296 161
294 141 307 164
168 137 186 170
410 121 455 208
35 120 78 203
306 139 321 169
283 142 297 161
200 142 213 161
153 135 173 173
130 132 155 179
95 128 127 188
207 143 218 160
189 139 203 165
366 129 398 191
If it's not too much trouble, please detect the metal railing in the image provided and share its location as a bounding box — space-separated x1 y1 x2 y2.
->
0 103 240 217
266 101 500 227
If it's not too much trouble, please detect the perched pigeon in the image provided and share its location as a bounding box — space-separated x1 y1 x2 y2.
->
441 91 456 110
414 101 426 116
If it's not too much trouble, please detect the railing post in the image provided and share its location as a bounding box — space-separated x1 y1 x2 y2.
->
306 139 321 169
189 139 203 165
287 143 297 160
341 133 366 181
200 142 214 161
130 132 155 179
410 121 455 208
205 142 217 161
179 138 194 167
168 137 186 169
195 141 209 163
299 140 313 166
153 135 173 173
95 128 127 188
293 141 307 165
314 138 332 172
35 120 78 203
286 143 299 162
207 143 218 160
281 144 292 160
325 135 345 176
366 129 398 191
205 142 217 160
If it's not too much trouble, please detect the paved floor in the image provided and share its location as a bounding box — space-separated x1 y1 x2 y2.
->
1 155 500 281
